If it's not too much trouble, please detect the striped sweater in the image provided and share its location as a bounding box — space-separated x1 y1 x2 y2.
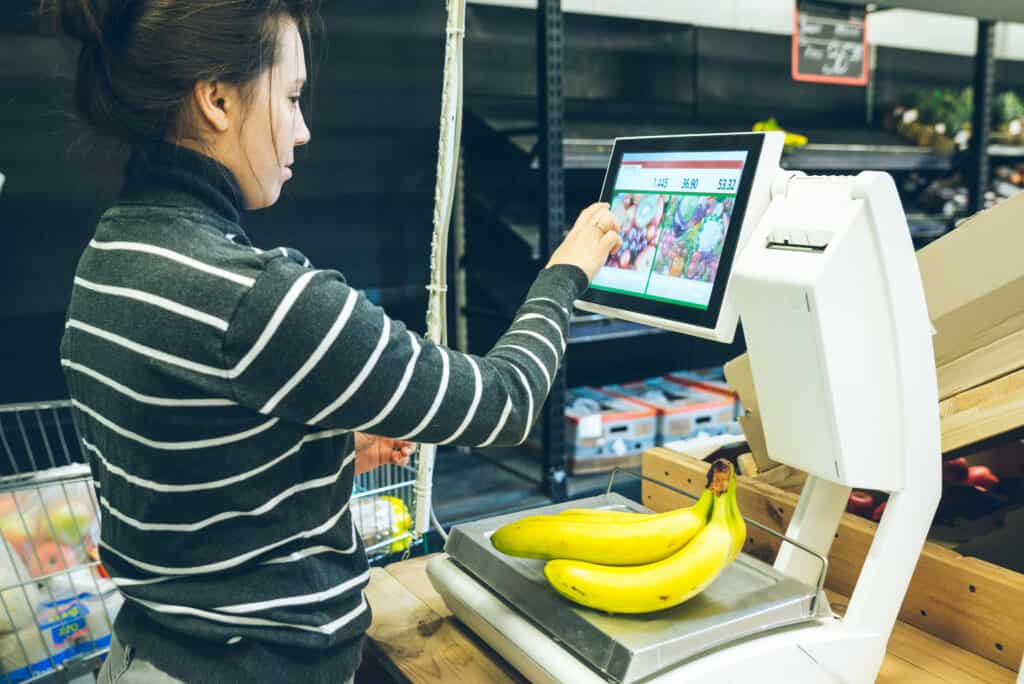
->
60 143 587 681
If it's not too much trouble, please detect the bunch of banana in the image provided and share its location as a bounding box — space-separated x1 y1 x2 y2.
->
491 490 712 565
491 459 745 614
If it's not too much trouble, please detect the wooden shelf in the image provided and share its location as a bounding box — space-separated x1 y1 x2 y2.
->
941 366 1024 453
365 552 1017 683
642 449 1024 673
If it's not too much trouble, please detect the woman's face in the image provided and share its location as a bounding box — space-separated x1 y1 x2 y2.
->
233 17 311 209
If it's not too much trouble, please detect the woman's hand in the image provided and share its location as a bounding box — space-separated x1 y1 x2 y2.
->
354 433 415 475
546 202 622 281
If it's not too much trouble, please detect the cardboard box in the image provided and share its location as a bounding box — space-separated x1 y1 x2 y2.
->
603 377 736 445
918 191 1024 399
562 387 658 474
726 193 1024 463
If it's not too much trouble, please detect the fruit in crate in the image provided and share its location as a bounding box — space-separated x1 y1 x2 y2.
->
543 460 743 613
942 457 969 483
846 491 875 518
965 465 999 492
491 489 713 566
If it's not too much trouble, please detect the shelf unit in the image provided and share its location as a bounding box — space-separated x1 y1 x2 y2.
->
454 1 1024 504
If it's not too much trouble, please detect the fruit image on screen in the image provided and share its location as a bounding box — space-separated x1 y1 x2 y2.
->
606 193 670 273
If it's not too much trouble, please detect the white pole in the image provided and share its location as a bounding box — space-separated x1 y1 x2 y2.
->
415 0 466 540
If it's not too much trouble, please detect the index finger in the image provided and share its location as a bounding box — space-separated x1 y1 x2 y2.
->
577 202 609 226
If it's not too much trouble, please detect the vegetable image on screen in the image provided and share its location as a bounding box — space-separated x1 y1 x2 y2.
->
652 195 733 284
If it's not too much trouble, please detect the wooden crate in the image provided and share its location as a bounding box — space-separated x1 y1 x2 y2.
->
641 448 1024 672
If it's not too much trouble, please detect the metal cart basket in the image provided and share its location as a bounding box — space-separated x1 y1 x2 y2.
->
0 400 419 683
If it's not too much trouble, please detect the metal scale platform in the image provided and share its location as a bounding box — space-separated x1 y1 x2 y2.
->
443 479 830 684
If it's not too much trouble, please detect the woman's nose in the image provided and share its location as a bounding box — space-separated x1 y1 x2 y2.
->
295 109 311 147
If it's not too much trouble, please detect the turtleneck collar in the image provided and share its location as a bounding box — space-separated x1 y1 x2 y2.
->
119 141 246 229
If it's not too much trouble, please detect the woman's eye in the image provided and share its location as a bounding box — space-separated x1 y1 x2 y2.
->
289 96 301 105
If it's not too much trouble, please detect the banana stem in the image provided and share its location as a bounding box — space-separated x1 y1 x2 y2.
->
706 459 733 496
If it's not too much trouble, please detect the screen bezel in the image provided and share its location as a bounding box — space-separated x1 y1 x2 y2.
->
579 133 766 330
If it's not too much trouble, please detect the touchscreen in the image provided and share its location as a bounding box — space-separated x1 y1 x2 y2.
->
592 151 749 311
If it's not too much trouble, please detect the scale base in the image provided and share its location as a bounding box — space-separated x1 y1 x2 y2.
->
428 555 881 684
439 493 834 682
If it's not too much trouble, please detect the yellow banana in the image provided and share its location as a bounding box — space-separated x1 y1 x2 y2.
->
555 508 649 523
492 490 712 566
543 460 738 613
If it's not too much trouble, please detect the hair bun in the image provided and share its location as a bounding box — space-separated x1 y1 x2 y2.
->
54 0 136 47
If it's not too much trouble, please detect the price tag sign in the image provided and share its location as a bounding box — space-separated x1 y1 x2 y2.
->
792 0 868 86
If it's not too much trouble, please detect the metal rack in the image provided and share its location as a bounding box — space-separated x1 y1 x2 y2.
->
524 1 1024 494
452 2 1024 508
0 401 417 683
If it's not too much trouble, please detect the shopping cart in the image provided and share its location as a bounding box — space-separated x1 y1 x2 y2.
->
0 401 113 683
0 400 420 683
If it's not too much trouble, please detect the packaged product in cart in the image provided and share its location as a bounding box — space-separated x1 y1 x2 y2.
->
352 495 413 554
35 573 122 669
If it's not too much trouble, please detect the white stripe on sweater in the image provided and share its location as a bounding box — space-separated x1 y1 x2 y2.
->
217 570 370 614
350 333 421 433
82 430 345 492
398 348 450 441
262 517 359 565
99 453 355 532
524 297 570 318
66 320 231 377
73 400 278 451
439 356 482 445
61 360 236 407
126 593 368 635
503 329 559 362
506 362 534 445
232 271 317 377
478 397 513 448
495 345 552 392
260 288 359 413
516 313 567 352
66 272 316 381
308 316 392 425
261 538 359 566
89 240 255 287
99 500 351 575
74 277 229 331
111 575 175 588
114 522 359 586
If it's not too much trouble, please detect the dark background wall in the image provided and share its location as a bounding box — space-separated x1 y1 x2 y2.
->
2 2 1021 402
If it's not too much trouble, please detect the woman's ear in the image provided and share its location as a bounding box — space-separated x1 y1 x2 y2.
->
192 80 234 133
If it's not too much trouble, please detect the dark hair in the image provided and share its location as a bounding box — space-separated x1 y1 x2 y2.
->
45 0 317 144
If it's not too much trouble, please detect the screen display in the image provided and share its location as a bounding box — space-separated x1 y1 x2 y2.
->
590 151 749 311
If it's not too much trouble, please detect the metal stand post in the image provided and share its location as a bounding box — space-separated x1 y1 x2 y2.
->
538 0 568 501
968 20 995 215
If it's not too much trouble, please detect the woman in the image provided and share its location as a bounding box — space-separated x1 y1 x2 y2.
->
53 1 620 682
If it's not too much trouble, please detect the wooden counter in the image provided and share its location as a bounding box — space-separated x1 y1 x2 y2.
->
365 554 1016 683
